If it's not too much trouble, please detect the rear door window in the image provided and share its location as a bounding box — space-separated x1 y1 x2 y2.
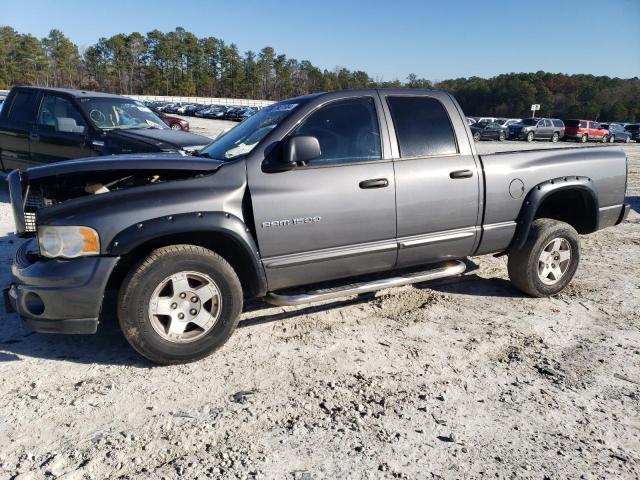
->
580 121 588 128
386 96 458 157
7 91 38 123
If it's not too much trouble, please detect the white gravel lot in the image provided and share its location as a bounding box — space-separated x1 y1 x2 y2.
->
0 123 639 479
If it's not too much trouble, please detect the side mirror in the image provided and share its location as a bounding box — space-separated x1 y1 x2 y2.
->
274 135 321 171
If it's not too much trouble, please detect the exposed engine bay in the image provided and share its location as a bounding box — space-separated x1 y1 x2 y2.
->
27 169 212 207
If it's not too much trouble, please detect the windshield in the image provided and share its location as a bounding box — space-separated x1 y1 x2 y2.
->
78 97 167 130
520 118 538 125
199 101 301 160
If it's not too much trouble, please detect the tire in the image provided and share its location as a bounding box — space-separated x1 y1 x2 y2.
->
507 219 580 297
625 136 630 143
601 135 608 143
118 245 243 365
526 131 534 142
499 131 505 141
473 131 481 142
551 132 559 143
580 134 588 143
170 124 182 130
609 135 615 143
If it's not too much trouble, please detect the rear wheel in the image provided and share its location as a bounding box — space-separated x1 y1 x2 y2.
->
580 134 588 143
601 135 609 143
526 131 534 142
499 131 505 141
118 245 243 364
170 124 182 130
473 131 481 142
625 136 630 143
508 219 580 297
551 132 559 143
608 135 615 143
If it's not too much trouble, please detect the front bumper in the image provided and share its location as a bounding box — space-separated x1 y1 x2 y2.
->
508 129 528 139
4 239 119 334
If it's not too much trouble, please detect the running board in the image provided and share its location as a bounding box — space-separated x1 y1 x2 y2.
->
263 260 467 307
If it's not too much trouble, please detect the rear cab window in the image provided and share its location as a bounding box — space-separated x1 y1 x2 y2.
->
7 90 39 124
386 96 458 158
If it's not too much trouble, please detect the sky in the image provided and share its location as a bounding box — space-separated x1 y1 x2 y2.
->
3 0 639 81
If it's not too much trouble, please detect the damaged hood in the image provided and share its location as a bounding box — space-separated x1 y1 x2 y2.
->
106 128 210 150
25 152 224 180
8 153 227 236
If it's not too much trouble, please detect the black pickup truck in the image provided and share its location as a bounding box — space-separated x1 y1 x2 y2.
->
0 86 211 171
4 88 630 364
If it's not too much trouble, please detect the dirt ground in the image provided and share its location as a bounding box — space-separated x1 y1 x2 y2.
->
0 130 639 480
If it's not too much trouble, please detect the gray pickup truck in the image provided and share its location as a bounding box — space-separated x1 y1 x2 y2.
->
4 89 630 364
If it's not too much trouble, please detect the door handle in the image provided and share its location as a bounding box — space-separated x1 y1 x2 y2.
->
359 178 389 189
449 169 473 179
29 132 40 142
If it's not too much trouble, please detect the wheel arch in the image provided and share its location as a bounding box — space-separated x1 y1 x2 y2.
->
509 176 598 251
106 212 267 297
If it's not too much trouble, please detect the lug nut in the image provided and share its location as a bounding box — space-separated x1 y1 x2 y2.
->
179 293 186 299
190 309 197 315
178 313 185 320
191 296 198 303
171 302 177 309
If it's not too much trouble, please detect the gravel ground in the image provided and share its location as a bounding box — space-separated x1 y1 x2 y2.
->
0 126 639 479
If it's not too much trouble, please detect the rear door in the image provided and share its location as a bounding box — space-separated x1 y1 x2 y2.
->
251 94 398 290
381 93 481 267
0 89 39 171
30 93 94 165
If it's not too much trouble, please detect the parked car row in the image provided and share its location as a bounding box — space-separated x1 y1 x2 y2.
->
144 101 258 122
468 116 638 143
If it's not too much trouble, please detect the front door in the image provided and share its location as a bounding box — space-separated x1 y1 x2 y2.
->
381 93 481 267
250 96 397 290
30 94 95 165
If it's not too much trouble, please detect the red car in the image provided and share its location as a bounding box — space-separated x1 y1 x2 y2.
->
563 119 609 143
149 106 189 131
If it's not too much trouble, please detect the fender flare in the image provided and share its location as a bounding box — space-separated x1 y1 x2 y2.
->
107 211 267 296
509 176 598 251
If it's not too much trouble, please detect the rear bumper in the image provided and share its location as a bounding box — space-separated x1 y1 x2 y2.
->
616 204 631 225
5 239 119 334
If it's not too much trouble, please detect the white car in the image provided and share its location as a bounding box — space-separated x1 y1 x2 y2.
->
496 118 522 128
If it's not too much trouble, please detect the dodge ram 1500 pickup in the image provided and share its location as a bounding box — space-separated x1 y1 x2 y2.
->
4 89 630 364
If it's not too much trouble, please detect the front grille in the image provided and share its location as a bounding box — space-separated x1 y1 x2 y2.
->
23 191 44 234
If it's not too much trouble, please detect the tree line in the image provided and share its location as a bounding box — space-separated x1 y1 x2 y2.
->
1 26 638 121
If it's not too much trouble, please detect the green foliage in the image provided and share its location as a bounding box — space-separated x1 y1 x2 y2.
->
1 26 638 121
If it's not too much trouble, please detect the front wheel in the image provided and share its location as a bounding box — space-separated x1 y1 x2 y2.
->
499 131 505 141
601 135 609 143
625 136 630 143
473 131 481 142
507 219 580 297
118 245 243 364
170 124 182 130
551 132 559 143
608 135 615 143
526 131 534 142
